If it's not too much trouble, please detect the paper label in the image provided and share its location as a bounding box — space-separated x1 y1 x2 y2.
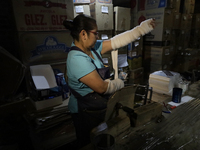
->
101 6 108 13
75 6 84 13
101 34 108 40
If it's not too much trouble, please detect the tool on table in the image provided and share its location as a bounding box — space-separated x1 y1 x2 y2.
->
170 106 177 110
162 102 171 113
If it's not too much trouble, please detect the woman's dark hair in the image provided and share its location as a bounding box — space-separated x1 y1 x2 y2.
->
63 14 97 41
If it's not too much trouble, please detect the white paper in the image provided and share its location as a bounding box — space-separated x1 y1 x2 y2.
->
111 50 118 79
101 6 108 13
75 6 84 13
168 96 195 107
30 64 57 90
32 76 50 90
118 54 128 68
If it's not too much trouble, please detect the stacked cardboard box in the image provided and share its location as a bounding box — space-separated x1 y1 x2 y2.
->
90 1 113 31
137 0 177 78
149 70 180 95
173 0 200 73
11 0 74 110
73 0 91 17
1 1 76 149
135 0 200 77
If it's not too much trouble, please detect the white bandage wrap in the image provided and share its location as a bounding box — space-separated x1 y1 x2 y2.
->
111 18 154 50
104 78 124 95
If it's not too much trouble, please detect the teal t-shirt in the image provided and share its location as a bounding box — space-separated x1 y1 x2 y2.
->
67 40 104 113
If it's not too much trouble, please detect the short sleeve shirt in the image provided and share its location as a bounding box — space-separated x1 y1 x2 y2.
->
67 40 104 113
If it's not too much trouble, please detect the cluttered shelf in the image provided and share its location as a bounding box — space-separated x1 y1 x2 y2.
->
22 97 77 150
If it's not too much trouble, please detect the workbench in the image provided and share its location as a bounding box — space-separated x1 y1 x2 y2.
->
82 80 200 150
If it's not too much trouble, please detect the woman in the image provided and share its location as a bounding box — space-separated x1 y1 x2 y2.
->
63 14 155 149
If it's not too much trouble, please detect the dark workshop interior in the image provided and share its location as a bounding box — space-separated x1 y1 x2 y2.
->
1 0 200 150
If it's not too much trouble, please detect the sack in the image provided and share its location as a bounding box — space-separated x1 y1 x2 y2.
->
97 66 110 80
78 92 108 111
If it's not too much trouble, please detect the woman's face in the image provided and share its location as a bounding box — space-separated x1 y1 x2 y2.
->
87 26 99 49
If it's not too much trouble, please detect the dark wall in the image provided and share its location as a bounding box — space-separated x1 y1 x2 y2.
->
0 0 20 60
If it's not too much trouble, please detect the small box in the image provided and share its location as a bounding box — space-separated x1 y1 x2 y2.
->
89 3 113 30
90 0 112 4
74 5 91 17
128 67 144 84
114 6 131 31
29 64 63 110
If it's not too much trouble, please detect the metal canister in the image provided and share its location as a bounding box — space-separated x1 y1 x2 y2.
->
172 87 183 103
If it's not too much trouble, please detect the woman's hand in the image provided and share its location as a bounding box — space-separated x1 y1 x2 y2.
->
150 18 156 29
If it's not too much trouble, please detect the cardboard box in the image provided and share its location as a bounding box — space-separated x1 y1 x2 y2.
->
29 64 63 110
174 58 198 73
11 0 74 31
90 0 112 4
114 6 131 31
175 49 199 72
180 0 195 14
74 5 91 17
128 67 144 84
90 3 113 30
127 55 142 70
130 0 139 28
172 13 181 29
173 0 181 13
180 14 193 30
170 29 181 47
138 0 171 11
144 46 171 64
176 29 191 50
137 8 173 46
194 1 200 13
190 29 200 48
31 96 63 110
192 14 200 29
128 36 144 55
149 63 172 73
98 30 113 40
73 0 90 4
18 31 73 65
